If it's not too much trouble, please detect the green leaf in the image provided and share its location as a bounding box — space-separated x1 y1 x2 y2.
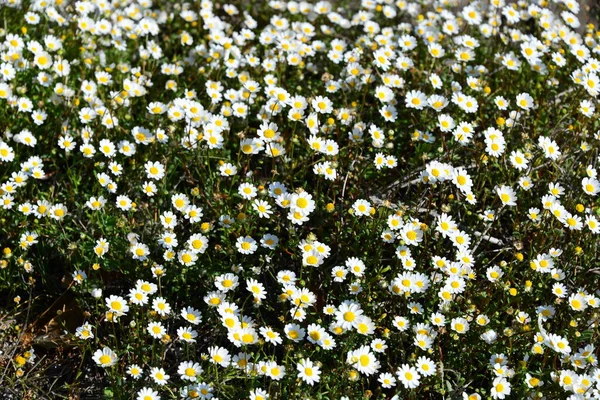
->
103 388 114 399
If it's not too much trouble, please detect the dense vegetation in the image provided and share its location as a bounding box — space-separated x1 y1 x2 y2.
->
1 0 600 398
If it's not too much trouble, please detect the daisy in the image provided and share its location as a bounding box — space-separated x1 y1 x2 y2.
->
297 358 320 385
436 213 457 238
145 161 165 180
582 177 600 195
331 266 348 282
252 199 273 218
177 326 198 343
246 278 266 301
312 96 332 113
237 236 257 254
393 316 410 331
171 193 190 211
290 191 315 215
142 181 157 197
265 361 286 381
260 234 279 249
355 316 375 335
93 347 118 368
509 150 529 170
137 280 158 295
128 287 148 305
215 273 239 293
497 185 517 206
181 307 202 325
396 364 421 389
260 326 282 345
375 85 394 102
238 183 258 199
284 323 305 342
184 205 204 224
149 367 169 386
136 388 158 400
75 323 94 340
451 317 470 334
152 297 171 316
105 295 129 316
127 364 143 380
400 223 423 246
49 204 67 220
147 322 166 339
405 90 427 110
131 243 150 261
178 361 203 381
352 199 372 216
416 356 436 376
378 372 397 388
491 377 511 399
348 346 380 376
209 346 231 367
257 122 280 142
0 142 15 161
219 162 238 176
516 92 534 110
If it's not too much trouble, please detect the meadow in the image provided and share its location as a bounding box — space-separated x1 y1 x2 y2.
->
1 0 600 398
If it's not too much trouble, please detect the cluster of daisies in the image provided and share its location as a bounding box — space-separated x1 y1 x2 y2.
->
2 0 600 398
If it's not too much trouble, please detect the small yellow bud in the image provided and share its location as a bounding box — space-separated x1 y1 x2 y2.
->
509 288 517 296
326 203 335 212
576 203 584 213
